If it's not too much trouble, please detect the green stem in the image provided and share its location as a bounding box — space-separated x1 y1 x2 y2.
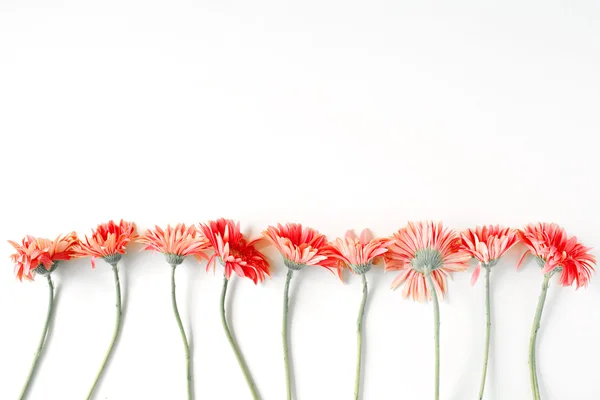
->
425 274 440 400
19 274 54 400
282 269 293 400
86 263 123 400
171 264 192 400
354 274 368 400
220 275 260 400
529 272 552 400
478 266 491 400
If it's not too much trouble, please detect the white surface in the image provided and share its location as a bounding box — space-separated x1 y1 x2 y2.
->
1 1 599 399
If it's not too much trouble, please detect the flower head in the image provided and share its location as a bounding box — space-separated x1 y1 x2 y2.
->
8 232 80 281
139 223 210 266
328 229 394 276
263 223 336 271
76 220 137 267
460 225 518 285
518 223 595 288
200 218 270 284
384 221 470 302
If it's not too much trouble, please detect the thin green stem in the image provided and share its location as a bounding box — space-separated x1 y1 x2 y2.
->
529 272 552 400
19 275 54 400
282 269 293 400
220 275 260 400
426 274 440 400
86 263 123 400
478 266 492 399
171 264 192 400
354 274 368 400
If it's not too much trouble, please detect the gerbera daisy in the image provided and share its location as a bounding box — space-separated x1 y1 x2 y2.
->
8 232 79 399
76 220 137 400
459 225 518 399
263 222 337 400
139 224 210 400
384 221 470 400
517 222 595 399
328 229 393 400
199 218 269 400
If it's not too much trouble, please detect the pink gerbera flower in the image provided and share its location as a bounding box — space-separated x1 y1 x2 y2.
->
139 223 210 266
328 229 394 275
9 232 80 281
263 222 336 271
200 218 270 284
518 222 595 288
460 225 518 285
384 221 470 302
76 220 137 267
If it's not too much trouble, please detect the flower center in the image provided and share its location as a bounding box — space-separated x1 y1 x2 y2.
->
103 253 122 266
410 248 443 275
350 262 373 275
165 253 185 266
284 258 306 270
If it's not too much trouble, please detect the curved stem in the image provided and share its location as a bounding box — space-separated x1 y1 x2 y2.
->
282 269 293 400
529 272 552 400
86 263 123 400
19 275 54 400
220 275 260 400
478 266 491 399
425 274 440 400
171 264 192 400
354 274 368 400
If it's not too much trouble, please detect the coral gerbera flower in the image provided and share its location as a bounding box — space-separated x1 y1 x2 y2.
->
328 229 394 275
460 225 518 285
76 219 137 267
9 232 80 281
518 223 595 399
459 225 518 399
8 232 79 399
200 218 270 284
76 220 137 399
263 222 337 400
139 223 210 266
327 229 394 399
518 222 595 288
139 223 210 399
384 221 469 400
263 222 335 271
384 221 470 302
199 218 269 399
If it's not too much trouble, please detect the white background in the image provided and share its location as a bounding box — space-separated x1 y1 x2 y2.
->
1 0 599 399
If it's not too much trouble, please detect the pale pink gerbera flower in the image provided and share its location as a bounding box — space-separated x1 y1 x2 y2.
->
327 229 394 398
199 218 269 399
460 225 518 285
385 221 470 302
76 219 137 267
76 220 138 399
459 225 518 399
384 221 469 400
517 222 596 399
263 222 337 400
139 223 210 399
8 232 79 399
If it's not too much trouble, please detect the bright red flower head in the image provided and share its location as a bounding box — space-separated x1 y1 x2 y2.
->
263 223 336 271
328 229 394 276
384 221 471 302
199 218 270 284
460 225 518 285
518 223 595 288
139 223 210 266
76 220 137 267
8 232 80 281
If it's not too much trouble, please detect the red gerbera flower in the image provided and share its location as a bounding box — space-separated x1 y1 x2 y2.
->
76 220 137 267
139 223 210 266
518 222 595 288
199 218 270 284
